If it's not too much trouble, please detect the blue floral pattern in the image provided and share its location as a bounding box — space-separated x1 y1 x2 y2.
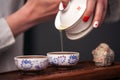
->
58 56 66 64
53 58 59 65
50 56 66 65
21 60 32 70
35 59 48 70
68 55 78 64
48 54 79 65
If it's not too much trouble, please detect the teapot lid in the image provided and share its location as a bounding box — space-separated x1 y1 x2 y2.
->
60 0 87 28
55 0 87 30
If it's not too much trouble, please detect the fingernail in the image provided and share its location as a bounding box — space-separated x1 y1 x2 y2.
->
63 4 67 9
83 16 89 22
59 2 64 10
93 21 99 28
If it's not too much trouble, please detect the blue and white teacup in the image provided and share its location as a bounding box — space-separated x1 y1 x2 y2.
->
14 55 48 71
47 51 79 66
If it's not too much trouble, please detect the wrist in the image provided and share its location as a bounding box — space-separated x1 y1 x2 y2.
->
6 2 36 37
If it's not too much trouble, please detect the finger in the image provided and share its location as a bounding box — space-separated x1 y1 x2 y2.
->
62 0 69 8
82 0 97 22
92 0 104 28
101 0 108 23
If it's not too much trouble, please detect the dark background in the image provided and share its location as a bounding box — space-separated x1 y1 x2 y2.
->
24 20 120 61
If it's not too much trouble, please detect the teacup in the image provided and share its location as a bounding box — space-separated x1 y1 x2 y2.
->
47 51 79 66
14 55 48 71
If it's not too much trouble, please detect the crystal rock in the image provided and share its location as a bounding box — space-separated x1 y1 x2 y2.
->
92 43 114 67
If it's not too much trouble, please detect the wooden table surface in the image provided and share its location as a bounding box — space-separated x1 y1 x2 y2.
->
0 61 120 80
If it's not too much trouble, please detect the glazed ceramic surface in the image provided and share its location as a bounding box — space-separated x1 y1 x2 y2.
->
65 25 93 40
14 55 48 71
55 0 94 40
47 51 79 66
60 0 87 27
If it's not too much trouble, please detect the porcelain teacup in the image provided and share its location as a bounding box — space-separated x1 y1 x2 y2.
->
14 55 48 71
47 51 79 66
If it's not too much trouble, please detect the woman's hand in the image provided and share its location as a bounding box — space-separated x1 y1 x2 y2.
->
82 0 108 28
6 0 69 37
24 0 69 23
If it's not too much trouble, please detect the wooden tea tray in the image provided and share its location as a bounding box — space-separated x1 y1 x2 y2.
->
0 61 120 80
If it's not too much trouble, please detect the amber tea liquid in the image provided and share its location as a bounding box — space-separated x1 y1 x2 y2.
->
57 25 67 51
59 30 64 51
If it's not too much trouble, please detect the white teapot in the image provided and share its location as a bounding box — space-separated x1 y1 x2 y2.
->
55 0 93 40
